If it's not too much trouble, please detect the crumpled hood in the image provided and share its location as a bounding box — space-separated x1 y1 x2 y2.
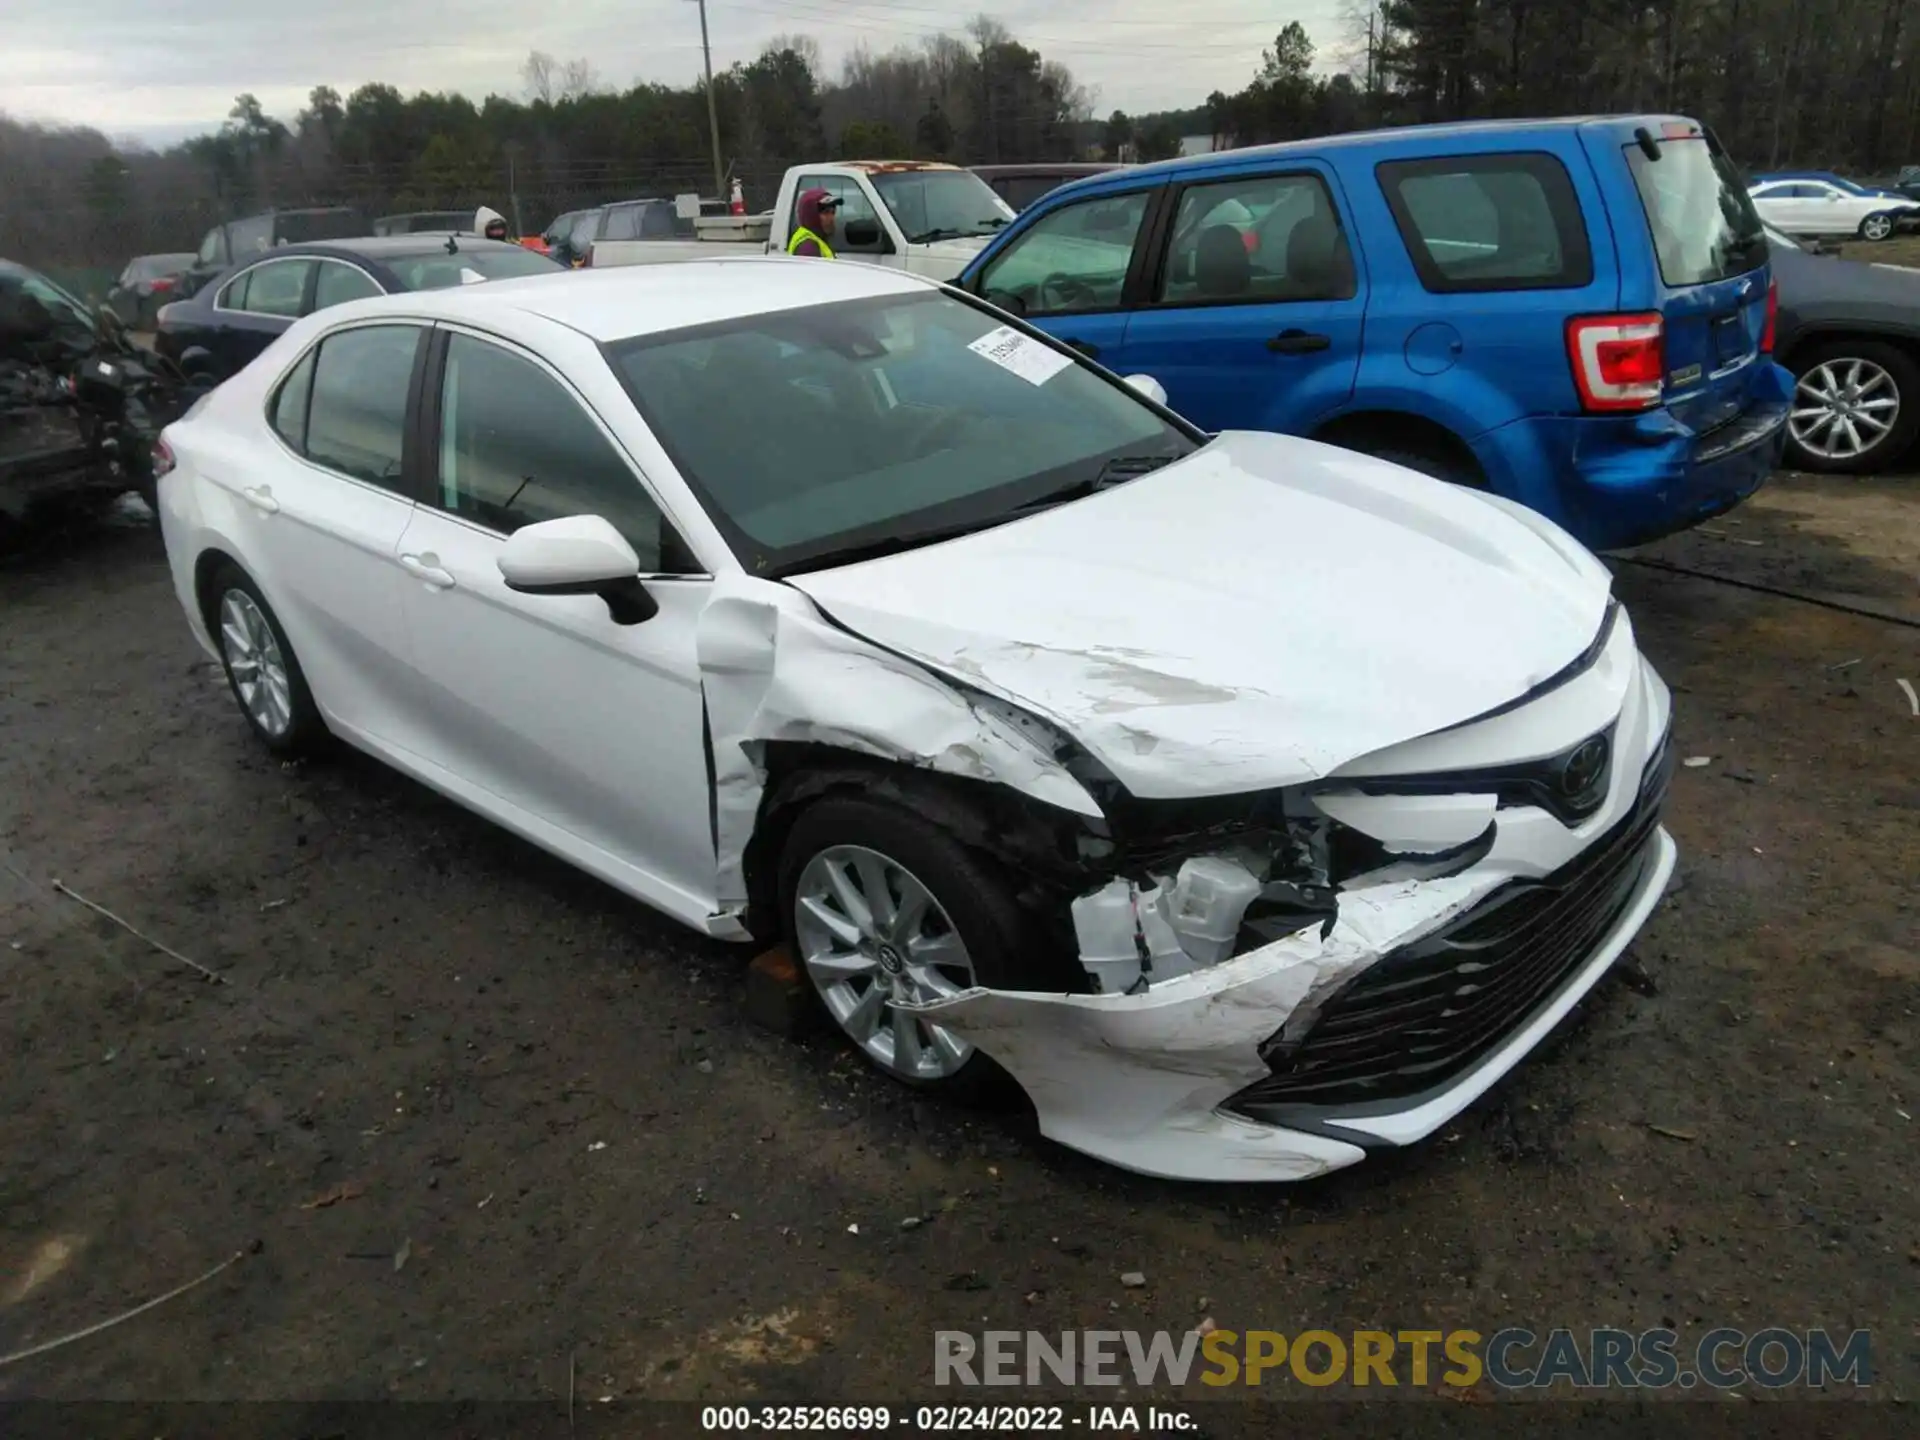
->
787 432 1615 798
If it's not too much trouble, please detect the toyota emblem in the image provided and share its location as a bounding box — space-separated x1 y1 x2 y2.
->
1561 735 1610 799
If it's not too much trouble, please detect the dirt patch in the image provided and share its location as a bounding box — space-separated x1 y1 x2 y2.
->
1 494 1916 1415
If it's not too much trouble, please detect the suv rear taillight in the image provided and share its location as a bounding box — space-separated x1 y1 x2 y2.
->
152 438 176 478
1761 280 1779 354
1567 313 1665 412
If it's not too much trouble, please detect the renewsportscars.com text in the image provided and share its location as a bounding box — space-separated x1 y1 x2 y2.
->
935 1326 1872 1391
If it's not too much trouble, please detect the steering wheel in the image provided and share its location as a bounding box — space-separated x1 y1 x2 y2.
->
1039 272 1097 311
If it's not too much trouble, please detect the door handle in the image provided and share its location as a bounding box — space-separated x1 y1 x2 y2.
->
240 485 279 513
1062 338 1100 359
399 554 456 589
1267 329 1332 354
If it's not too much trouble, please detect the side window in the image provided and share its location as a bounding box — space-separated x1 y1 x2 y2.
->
228 216 272 257
791 174 885 253
567 212 601 252
311 261 382 313
601 205 643 241
269 350 316 452
975 190 1150 317
435 333 677 570
1156 172 1355 305
239 260 313 317
303 325 422 488
216 269 251 311
1378 153 1592 293
196 228 224 266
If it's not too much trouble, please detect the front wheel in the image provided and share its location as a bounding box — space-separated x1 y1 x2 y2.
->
1785 339 1920 474
1859 212 1895 242
777 793 1073 1099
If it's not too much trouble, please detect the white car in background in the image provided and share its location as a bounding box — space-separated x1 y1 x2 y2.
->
1748 177 1917 242
153 260 1676 1183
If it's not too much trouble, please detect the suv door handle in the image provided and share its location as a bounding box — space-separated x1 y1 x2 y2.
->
1061 338 1100 359
399 554 456 589
240 485 279 513
1267 329 1332 354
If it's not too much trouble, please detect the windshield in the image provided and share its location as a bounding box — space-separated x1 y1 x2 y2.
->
387 247 564 290
1626 136 1767 286
870 170 1016 243
1 264 96 335
607 290 1195 575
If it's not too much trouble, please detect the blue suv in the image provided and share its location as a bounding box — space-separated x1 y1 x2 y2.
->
958 116 1793 551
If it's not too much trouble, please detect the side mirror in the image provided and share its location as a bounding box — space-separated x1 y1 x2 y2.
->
498 514 658 625
842 218 882 248
1123 374 1168 407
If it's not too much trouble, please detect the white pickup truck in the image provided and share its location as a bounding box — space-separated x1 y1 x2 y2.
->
586 161 1018 279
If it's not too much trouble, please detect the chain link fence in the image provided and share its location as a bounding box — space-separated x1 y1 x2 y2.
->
8 155 798 301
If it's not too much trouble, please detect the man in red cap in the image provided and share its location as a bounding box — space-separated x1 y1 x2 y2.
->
787 188 840 258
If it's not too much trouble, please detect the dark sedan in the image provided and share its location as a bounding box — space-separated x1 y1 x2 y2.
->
1769 222 1920 472
155 236 563 380
107 252 196 328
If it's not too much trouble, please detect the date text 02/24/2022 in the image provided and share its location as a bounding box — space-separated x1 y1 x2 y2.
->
699 1404 1198 1431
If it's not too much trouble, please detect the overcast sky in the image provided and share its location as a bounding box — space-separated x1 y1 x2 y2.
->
2 0 1354 147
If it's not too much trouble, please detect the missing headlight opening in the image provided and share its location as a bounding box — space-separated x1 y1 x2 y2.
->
1060 781 1503 994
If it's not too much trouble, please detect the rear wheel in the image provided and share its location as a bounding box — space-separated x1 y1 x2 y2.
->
1859 212 1896 242
1785 339 1920 474
205 563 326 754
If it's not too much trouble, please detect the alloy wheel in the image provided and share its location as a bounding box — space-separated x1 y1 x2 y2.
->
218 588 294 738
1863 214 1894 241
1790 357 1900 462
793 844 976 1081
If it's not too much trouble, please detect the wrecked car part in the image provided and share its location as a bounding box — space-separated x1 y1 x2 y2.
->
1234 736 1675 1119
695 574 1103 934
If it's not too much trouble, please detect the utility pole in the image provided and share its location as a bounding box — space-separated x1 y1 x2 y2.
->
693 0 725 201
1366 12 1377 97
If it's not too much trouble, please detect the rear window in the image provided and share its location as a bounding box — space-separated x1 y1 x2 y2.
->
1377 153 1592 292
1626 136 1766 286
385 248 563 290
277 211 369 244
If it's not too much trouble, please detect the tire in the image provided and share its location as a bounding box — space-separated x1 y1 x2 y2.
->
203 562 327 755
1859 212 1895 242
1356 443 1481 488
1784 338 1920 474
776 792 1069 1101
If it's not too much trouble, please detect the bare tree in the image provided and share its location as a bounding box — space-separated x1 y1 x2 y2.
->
522 50 557 104
558 58 601 100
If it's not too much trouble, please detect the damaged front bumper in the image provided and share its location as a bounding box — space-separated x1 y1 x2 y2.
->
901 645 1679 1184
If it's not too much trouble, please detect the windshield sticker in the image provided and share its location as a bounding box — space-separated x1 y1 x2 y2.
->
968 326 1074 386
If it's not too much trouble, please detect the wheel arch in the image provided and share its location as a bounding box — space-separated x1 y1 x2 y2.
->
1775 324 1920 374
1312 409 1490 486
192 546 248 633
740 743 1095 965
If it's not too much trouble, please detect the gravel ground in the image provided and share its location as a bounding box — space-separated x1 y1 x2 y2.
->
0 471 1915 1427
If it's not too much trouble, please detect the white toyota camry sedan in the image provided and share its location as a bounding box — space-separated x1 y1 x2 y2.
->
155 258 1676 1183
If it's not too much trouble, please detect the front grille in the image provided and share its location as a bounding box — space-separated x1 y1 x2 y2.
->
1227 731 1674 1119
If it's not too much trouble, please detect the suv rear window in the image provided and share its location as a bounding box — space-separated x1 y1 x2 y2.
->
1626 135 1766 286
1377 153 1592 292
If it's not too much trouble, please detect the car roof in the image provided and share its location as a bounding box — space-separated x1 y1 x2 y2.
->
1083 114 1700 186
234 236 536 261
329 256 933 342
972 163 1122 178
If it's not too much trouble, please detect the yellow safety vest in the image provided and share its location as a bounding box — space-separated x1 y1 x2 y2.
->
787 226 835 259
